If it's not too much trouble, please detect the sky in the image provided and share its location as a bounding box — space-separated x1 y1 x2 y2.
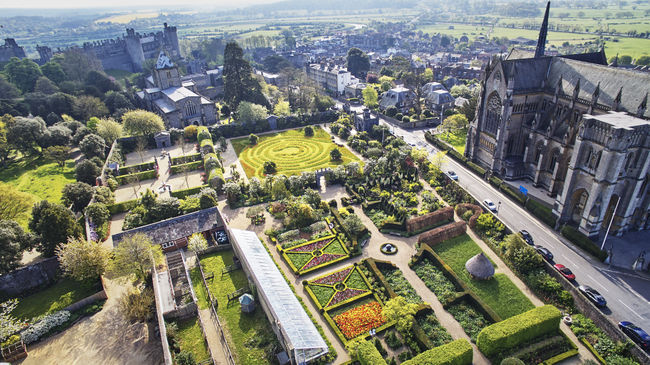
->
0 0 278 9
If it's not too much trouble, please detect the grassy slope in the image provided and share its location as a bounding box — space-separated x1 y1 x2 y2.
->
173 316 211 363
432 234 534 319
11 279 100 320
439 130 467 155
197 251 276 365
231 127 360 178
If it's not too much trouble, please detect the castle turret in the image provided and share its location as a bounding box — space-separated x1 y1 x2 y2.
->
163 23 180 58
37 45 53 64
124 28 145 72
153 50 181 89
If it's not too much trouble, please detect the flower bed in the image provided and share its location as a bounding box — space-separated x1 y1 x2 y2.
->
332 301 387 340
279 235 351 275
305 265 372 309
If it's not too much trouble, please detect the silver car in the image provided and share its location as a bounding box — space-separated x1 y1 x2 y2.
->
483 199 497 212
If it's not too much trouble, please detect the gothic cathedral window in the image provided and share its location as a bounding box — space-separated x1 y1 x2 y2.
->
485 92 502 135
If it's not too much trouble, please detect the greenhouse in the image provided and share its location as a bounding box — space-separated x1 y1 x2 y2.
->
230 228 329 364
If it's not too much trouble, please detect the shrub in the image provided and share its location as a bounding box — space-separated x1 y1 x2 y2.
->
525 198 557 227
263 161 277 174
119 287 154 323
401 339 473 365
175 350 196 365
560 226 607 261
476 305 562 358
501 358 525 365
395 113 404 120
353 339 387 365
304 126 314 137
402 116 411 123
385 106 398 117
21 310 72 344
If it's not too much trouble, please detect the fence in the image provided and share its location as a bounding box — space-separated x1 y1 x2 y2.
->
195 253 237 365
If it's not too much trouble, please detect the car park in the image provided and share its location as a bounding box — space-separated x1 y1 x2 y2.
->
535 245 553 261
519 230 534 245
578 285 607 307
554 263 576 281
447 171 458 181
483 199 497 212
619 321 650 350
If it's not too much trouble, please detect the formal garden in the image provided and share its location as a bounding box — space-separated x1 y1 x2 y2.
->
231 126 360 178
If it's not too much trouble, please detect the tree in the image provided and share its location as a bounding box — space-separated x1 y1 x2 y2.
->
187 233 208 253
3 57 43 93
312 94 334 112
450 84 472 99
263 161 277 175
0 116 11 166
342 214 364 235
73 95 108 121
56 237 109 281
85 70 120 93
96 118 123 145
42 125 72 147
330 148 342 161
7 116 47 155
223 41 269 109
0 299 22 343
79 133 107 159
40 61 66 84
119 287 154 322
271 179 289 200
636 55 650 66
56 48 102 82
33 76 59 95
262 55 292 73
0 75 20 100
62 182 94 212
0 184 33 222
85 202 110 227
0 220 35 274
362 87 379 109
383 296 418 333
346 48 370 77
224 182 242 206
110 233 163 282
249 133 259 145
104 91 133 114
273 99 291 116
431 151 447 171
459 95 477 122
75 159 101 185
304 126 314 137
122 110 165 136
237 102 268 124
441 113 469 135
29 200 81 257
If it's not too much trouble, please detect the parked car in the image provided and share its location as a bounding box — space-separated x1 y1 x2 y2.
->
519 230 534 245
483 199 498 213
535 245 554 261
578 285 607 307
447 171 458 181
554 264 576 281
619 321 650 351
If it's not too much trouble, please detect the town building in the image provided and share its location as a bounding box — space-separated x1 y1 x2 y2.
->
137 51 218 129
306 63 352 95
0 38 26 62
465 2 650 237
379 86 417 114
354 107 379 132
344 82 367 99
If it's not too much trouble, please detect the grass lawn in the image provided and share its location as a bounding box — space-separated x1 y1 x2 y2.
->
231 127 360 178
171 316 211 363
196 250 278 365
432 234 534 319
11 278 101 320
438 130 467 155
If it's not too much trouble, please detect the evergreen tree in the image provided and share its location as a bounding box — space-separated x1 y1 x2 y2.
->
346 48 370 78
223 42 269 110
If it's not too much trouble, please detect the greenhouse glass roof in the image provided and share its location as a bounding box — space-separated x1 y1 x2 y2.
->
230 229 328 363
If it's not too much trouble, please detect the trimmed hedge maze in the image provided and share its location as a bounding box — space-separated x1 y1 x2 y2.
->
232 127 360 178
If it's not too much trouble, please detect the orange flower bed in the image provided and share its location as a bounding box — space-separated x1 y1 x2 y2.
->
332 301 386 339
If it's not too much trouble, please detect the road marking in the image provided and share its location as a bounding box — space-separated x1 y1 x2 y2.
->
561 255 579 268
617 299 645 320
587 275 609 292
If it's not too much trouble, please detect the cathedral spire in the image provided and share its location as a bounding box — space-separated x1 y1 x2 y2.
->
535 1 551 58
613 87 623 111
638 93 648 117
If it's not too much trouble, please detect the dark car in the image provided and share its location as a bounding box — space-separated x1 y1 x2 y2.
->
535 245 553 261
519 230 534 245
619 321 650 350
554 264 576 281
578 285 607 307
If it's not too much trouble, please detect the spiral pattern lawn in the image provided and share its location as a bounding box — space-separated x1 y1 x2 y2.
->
232 128 360 178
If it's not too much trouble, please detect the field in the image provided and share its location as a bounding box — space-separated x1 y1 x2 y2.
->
170 317 211 363
192 250 278 365
11 279 101 320
232 127 360 178
432 234 534 319
438 130 467 155
95 12 165 24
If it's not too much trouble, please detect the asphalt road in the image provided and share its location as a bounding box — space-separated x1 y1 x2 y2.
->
383 120 650 331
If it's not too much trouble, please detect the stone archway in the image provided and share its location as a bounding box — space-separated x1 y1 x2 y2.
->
570 188 589 225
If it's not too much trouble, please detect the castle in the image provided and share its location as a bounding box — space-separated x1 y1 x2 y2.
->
0 38 26 62
37 23 180 72
466 2 650 238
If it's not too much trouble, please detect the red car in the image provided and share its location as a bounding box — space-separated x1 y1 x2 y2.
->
554 264 576 281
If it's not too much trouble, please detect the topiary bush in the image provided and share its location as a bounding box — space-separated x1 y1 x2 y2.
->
401 339 473 365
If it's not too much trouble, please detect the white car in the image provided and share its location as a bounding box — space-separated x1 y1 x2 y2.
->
447 171 458 181
483 199 498 212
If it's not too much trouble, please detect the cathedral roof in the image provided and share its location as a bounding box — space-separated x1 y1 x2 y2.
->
559 51 607 65
156 50 174 69
501 57 551 90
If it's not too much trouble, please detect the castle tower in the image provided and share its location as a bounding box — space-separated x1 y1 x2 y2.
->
153 50 181 89
37 45 53 64
124 28 146 72
163 23 180 58
534 1 550 58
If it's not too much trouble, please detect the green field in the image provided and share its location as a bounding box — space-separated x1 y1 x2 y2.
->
232 127 360 178
11 279 100 320
193 251 278 365
438 130 467 155
170 316 211 363
432 234 534 319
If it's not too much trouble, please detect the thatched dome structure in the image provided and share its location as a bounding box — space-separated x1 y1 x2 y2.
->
465 253 494 279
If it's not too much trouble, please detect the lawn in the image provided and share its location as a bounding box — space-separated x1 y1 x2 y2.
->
194 250 278 365
231 127 360 178
432 234 534 319
11 278 101 321
438 130 467 155
171 316 211 363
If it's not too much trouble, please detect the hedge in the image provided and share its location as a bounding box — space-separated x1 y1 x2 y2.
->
524 198 557 227
197 126 211 143
170 185 209 199
170 160 203 174
476 305 562 358
171 153 201 164
357 339 387 365
107 199 138 215
116 161 156 176
418 221 467 247
115 169 157 185
560 226 608 261
401 339 473 365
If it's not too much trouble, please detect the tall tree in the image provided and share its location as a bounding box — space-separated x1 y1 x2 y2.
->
61 182 94 212
110 233 163 282
44 145 71 168
0 184 34 222
0 115 12 166
56 237 109 281
362 87 379 109
0 220 35 274
346 48 370 78
73 95 109 121
223 41 269 110
122 110 165 136
40 61 66 84
7 116 47 155
55 49 102 82
79 133 107 159
33 76 59 95
3 57 43 93
29 200 81 257
75 159 101 185
0 75 20 99
96 118 123 145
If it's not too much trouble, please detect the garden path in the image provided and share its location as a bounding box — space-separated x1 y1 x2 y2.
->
222 139 249 183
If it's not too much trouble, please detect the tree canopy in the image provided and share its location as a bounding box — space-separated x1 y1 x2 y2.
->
29 200 81 257
56 237 110 281
62 182 94 212
110 233 163 282
3 57 43 93
122 110 165 136
237 102 268 124
0 220 35 274
223 41 269 109
346 48 370 78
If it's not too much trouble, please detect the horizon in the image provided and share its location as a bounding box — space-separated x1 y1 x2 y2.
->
0 0 278 10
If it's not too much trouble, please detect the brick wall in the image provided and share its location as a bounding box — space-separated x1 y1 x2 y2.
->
418 221 467 247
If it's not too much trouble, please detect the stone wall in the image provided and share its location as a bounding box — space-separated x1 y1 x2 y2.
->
63 289 108 312
0 257 60 299
418 221 467 247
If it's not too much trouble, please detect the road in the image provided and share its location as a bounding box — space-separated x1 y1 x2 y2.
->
382 119 650 331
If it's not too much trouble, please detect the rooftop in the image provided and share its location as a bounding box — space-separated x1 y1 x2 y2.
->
162 86 199 102
584 111 649 130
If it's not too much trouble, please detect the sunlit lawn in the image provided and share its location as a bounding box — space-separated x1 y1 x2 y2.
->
11 278 101 321
171 316 211 363
439 130 467 155
0 156 76 204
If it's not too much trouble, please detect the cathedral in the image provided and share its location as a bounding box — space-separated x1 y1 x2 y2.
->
137 51 218 129
466 2 650 238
